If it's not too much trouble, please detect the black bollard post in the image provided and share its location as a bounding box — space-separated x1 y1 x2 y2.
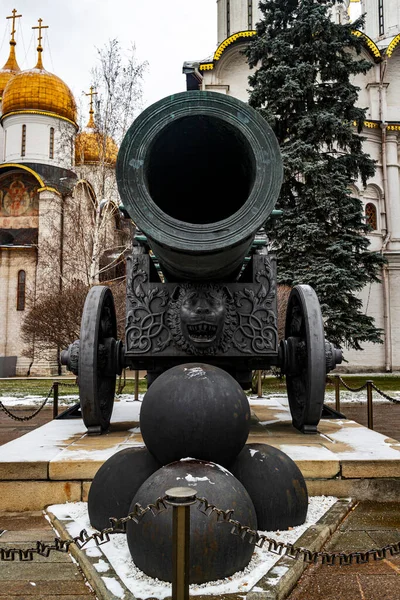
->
366 380 374 430
257 370 262 398
334 376 341 413
165 487 197 600
135 370 139 401
53 382 59 419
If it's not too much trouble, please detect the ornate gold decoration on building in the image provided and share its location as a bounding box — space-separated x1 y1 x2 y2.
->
75 85 118 166
352 30 381 61
199 30 257 71
0 9 21 98
1 18 77 126
387 33 400 58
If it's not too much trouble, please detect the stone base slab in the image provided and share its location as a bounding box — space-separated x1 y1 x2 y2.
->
0 399 399 510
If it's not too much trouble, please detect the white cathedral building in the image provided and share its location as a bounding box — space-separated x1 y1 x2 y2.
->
184 0 400 372
0 12 123 376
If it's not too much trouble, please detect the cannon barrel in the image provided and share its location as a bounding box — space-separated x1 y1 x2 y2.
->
116 91 283 281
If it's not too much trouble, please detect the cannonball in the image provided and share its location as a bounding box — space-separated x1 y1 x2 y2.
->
88 447 161 531
140 363 250 466
126 459 257 584
229 443 308 531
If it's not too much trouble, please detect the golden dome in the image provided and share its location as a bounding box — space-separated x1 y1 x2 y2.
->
75 90 118 166
0 14 21 99
75 126 119 166
1 51 77 126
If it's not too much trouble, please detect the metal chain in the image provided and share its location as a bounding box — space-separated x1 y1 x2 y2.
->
56 380 78 388
0 384 55 422
370 382 400 404
335 376 368 393
196 497 400 566
0 496 168 561
1 495 400 567
334 376 400 404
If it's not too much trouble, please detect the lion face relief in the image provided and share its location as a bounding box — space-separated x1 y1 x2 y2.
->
166 284 237 355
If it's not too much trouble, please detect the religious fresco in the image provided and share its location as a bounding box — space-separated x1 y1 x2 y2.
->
0 171 39 229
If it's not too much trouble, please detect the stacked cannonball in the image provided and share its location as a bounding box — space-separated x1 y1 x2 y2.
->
88 363 308 584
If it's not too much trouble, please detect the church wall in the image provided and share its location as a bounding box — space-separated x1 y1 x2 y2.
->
203 44 254 102
339 281 386 371
3 113 75 170
0 247 37 375
385 52 400 122
388 255 400 370
217 0 263 44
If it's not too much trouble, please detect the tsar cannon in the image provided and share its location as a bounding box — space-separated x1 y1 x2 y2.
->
61 91 342 435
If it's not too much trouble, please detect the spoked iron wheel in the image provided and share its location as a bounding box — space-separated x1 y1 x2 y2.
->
79 286 123 434
280 285 326 434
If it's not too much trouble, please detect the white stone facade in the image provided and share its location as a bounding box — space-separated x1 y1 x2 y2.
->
2 113 75 170
185 0 400 371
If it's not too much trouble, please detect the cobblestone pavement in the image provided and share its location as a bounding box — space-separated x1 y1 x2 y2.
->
0 407 54 446
0 511 97 599
286 502 400 600
337 402 400 442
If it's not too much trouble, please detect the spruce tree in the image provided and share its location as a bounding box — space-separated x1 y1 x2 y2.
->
246 0 385 350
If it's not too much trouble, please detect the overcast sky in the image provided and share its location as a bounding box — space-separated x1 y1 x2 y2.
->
0 1 217 121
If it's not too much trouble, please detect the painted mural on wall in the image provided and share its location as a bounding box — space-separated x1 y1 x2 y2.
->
0 171 39 228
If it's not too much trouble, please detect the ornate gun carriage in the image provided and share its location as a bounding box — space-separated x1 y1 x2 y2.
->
62 91 342 435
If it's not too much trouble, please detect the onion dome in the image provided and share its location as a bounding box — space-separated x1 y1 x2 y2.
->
75 86 118 166
0 10 21 99
1 21 77 126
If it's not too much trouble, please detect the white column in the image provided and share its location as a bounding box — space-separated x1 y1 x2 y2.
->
386 132 400 249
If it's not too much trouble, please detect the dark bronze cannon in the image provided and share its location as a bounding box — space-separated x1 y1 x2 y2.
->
62 91 342 435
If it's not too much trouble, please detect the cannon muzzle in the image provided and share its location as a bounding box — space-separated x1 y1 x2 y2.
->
116 91 283 281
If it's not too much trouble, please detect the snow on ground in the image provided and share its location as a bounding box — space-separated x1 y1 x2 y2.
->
0 393 145 408
1 388 399 408
49 496 337 599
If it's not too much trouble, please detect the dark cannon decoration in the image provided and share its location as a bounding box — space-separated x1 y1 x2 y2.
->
61 91 342 584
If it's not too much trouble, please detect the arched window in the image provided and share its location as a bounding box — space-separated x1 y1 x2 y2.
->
365 203 377 231
17 270 26 311
49 127 55 159
21 124 26 157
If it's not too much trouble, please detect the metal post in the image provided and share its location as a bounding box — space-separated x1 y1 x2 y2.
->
257 370 262 398
53 382 59 419
334 376 341 413
135 370 139 401
165 487 197 600
366 380 374 430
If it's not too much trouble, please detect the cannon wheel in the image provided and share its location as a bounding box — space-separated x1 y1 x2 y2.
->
79 286 118 434
284 285 326 434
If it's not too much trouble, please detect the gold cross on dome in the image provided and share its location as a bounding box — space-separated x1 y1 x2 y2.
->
85 86 98 114
32 18 49 49
6 9 22 43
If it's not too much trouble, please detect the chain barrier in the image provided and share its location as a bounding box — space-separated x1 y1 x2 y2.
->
0 496 168 561
0 384 55 422
56 380 78 389
196 497 400 566
334 376 368 393
0 381 78 422
1 495 399 567
0 379 79 423
334 375 400 402
370 382 400 404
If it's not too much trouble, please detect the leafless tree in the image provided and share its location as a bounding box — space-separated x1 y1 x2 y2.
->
22 39 145 365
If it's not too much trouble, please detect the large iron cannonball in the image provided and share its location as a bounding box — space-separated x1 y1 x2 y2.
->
88 447 161 531
126 459 257 584
229 443 308 531
140 363 250 466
